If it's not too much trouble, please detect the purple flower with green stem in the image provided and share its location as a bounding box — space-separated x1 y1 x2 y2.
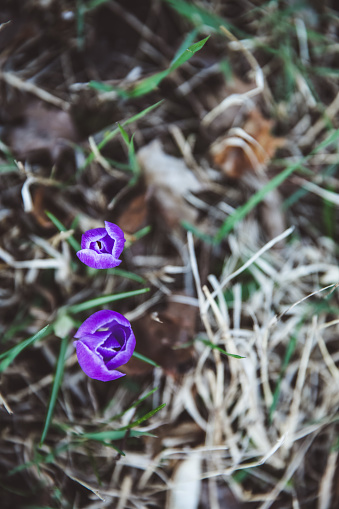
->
74 310 135 381
77 222 125 269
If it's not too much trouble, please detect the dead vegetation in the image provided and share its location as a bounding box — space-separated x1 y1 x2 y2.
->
1 1 339 508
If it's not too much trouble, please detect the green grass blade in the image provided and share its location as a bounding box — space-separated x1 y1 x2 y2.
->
107 268 146 284
198 337 245 359
117 403 166 431
79 429 154 442
118 123 130 145
132 351 159 368
171 37 209 69
130 225 152 241
83 100 164 168
89 80 130 98
68 287 150 314
45 211 81 252
0 325 51 372
323 183 336 238
40 335 68 446
91 38 209 100
172 28 199 63
128 134 140 177
130 37 209 97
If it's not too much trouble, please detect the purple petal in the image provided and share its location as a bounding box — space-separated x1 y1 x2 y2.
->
74 310 119 338
106 330 135 369
105 222 126 259
100 234 114 254
99 335 122 350
77 249 121 269
97 333 123 359
76 309 132 333
74 331 111 349
74 340 125 382
81 228 107 249
107 311 132 329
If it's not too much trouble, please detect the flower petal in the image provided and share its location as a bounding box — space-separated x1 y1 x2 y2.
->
77 249 121 269
100 234 114 254
106 329 136 369
81 228 107 249
75 331 111 349
108 311 132 329
105 222 126 259
74 340 125 382
74 310 119 338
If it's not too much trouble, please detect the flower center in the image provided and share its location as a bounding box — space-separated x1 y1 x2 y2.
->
97 327 127 362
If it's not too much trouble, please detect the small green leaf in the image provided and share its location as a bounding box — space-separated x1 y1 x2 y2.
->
118 123 130 145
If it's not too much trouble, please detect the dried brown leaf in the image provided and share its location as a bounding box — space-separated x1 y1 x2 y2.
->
210 108 285 178
137 140 202 229
6 100 79 164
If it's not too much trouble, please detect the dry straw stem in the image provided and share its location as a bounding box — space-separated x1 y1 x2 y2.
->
318 449 338 509
202 27 265 126
282 316 317 452
0 70 70 111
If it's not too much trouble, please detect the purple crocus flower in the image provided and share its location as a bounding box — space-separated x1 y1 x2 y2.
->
73 310 136 381
77 222 126 269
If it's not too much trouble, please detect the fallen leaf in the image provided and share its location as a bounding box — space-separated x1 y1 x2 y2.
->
5 100 79 165
117 192 149 234
210 108 285 178
137 140 202 229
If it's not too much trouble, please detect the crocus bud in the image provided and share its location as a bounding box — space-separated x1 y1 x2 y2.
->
73 310 135 381
77 222 125 269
